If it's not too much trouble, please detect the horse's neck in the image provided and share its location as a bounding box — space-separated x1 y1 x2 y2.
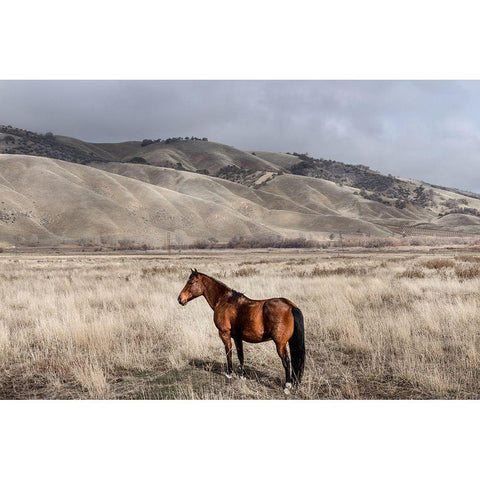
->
202 276 231 310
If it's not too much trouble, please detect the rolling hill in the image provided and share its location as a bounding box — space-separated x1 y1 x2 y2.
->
1 125 480 247
0 155 280 246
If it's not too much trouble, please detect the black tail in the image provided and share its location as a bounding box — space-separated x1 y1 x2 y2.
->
289 307 305 385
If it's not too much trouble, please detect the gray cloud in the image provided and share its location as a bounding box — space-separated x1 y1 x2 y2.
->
1 80 479 191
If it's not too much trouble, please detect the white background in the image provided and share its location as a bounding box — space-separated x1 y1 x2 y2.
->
1 1 479 479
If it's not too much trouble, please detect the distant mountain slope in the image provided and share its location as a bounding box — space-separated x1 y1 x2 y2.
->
56 134 282 174
90 162 312 215
90 162 394 236
0 126 280 173
0 154 433 247
250 151 300 169
55 136 141 161
134 140 280 174
2 125 480 246
0 155 281 246
89 162 432 237
259 174 429 221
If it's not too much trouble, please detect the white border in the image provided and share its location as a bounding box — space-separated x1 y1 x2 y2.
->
1 400 478 479
1 0 480 79
1 1 479 479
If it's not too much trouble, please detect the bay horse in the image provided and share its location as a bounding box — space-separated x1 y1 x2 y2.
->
177 269 305 391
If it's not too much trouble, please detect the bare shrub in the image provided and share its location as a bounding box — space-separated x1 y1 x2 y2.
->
455 255 480 263
232 267 260 277
455 264 480 280
310 266 368 276
191 239 210 249
226 236 320 249
175 234 478 251
420 258 455 270
117 239 137 250
78 238 94 247
115 239 153 251
397 267 425 278
363 238 396 248
141 265 181 277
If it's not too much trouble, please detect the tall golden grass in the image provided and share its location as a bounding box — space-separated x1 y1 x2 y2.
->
0 249 479 399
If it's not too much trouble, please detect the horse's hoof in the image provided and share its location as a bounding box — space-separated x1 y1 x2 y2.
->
283 382 292 394
239 375 246 381
224 373 233 379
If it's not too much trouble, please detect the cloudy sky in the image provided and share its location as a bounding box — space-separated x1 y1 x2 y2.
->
1 80 480 191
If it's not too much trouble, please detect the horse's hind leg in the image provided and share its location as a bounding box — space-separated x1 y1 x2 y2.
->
219 331 234 378
275 340 292 392
234 337 246 378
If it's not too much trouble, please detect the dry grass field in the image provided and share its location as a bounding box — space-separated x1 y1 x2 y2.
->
0 247 479 399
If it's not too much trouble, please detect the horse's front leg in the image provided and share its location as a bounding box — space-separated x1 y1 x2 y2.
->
219 330 234 378
234 337 246 378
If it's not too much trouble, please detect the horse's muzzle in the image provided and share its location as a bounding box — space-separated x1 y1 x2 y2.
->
177 296 185 306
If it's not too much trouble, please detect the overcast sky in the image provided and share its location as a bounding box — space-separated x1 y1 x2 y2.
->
1 80 480 191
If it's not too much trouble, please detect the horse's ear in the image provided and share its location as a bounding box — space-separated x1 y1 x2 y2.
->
194 268 198 273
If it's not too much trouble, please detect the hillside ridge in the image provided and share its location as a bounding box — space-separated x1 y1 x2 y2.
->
1 125 480 247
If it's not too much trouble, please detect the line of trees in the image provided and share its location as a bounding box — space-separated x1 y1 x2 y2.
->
141 136 208 147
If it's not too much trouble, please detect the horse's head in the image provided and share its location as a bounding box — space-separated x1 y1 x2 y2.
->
177 269 204 306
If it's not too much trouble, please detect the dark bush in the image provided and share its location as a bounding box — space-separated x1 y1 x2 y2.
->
226 236 320 249
439 207 480 218
421 258 455 270
191 239 209 249
128 157 149 164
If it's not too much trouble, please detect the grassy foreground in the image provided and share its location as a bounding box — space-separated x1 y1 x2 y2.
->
0 248 479 399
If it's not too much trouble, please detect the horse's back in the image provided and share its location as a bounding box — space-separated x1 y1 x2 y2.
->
221 295 296 343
